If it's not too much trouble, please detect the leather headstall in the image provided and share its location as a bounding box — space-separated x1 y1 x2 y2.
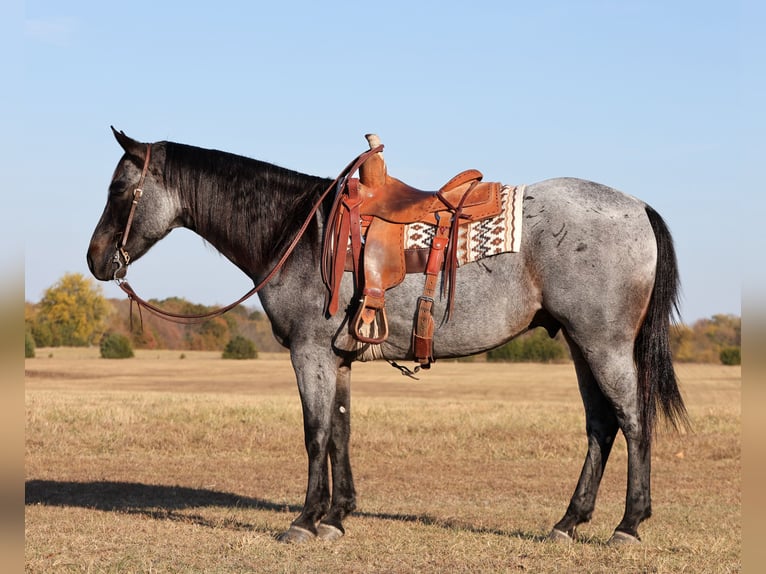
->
112 144 152 279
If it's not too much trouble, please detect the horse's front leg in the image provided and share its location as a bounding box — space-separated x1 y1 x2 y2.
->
317 360 356 540
277 346 346 543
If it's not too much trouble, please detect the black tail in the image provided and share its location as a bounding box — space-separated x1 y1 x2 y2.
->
635 205 690 447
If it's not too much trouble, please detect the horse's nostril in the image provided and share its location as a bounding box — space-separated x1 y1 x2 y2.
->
86 252 94 274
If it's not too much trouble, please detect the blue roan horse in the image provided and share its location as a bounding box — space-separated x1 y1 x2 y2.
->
87 129 688 545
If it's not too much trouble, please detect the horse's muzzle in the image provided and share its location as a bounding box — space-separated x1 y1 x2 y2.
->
86 237 123 281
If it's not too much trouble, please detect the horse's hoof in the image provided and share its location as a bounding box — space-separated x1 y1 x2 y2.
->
276 525 316 544
316 523 344 541
608 530 641 545
546 528 574 543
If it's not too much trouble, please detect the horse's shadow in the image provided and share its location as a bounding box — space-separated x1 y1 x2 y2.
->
25 479 543 541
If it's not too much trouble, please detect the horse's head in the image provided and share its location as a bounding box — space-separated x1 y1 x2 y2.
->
87 128 182 281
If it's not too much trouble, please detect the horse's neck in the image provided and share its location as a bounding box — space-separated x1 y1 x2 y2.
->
178 171 327 283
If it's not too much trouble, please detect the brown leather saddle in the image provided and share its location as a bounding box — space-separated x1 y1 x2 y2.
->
322 135 504 367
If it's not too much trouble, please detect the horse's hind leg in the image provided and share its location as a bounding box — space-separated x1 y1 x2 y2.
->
551 338 651 544
589 349 651 544
548 339 619 541
317 361 356 540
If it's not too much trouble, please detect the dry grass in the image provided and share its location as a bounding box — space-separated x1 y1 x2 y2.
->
25 351 740 573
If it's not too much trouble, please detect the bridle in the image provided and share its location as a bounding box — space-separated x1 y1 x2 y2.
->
112 142 383 325
112 144 152 279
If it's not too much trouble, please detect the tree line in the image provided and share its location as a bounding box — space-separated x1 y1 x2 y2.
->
486 313 740 365
25 273 282 357
25 273 740 365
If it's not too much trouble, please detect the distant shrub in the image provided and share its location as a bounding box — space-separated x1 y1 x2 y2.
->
100 333 134 359
719 346 741 366
25 331 36 358
487 328 567 363
222 335 258 360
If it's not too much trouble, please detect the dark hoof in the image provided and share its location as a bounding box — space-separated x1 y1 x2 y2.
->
276 525 316 544
316 523 344 541
546 528 574 543
608 530 641 545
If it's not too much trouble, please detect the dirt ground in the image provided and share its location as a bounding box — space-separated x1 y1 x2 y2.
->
25 351 741 572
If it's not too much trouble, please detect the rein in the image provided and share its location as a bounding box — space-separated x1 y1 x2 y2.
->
114 144 383 325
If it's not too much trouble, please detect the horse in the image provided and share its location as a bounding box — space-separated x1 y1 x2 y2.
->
87 128 688 545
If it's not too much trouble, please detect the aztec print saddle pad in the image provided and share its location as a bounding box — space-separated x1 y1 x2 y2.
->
403 184 524 265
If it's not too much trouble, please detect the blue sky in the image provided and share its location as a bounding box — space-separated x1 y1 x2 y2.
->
12 1 763 323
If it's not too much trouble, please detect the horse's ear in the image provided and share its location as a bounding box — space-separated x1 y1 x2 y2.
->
111 126 146 159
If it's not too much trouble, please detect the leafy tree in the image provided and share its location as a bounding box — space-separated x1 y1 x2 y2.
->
186 317 230 350
222 335 258 359
33 273 110 347
671 314 740 364
669 323 698 362
100 332 134 358
705 314 741 347
30 320 53 348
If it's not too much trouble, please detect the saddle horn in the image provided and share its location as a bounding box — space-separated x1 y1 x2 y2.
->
359 134 387 187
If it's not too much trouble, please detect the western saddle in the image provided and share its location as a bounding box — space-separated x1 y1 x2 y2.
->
322 134 504 367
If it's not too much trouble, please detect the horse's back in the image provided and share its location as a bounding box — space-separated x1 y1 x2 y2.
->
373 178 657 360
523 177 649 225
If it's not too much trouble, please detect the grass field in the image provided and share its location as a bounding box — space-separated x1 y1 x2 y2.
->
25 349 740 573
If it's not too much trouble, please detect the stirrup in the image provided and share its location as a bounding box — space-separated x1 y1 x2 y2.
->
352 292 389 344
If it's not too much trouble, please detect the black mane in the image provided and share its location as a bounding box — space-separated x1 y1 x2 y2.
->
162 141 332 270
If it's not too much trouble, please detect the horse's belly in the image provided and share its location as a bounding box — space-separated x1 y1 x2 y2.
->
372 252 539 361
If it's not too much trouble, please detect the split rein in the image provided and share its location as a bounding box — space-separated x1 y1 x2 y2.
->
114 144 383 326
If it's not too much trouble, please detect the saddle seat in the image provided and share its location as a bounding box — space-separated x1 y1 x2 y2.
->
324 134 505 367
358 168 500 225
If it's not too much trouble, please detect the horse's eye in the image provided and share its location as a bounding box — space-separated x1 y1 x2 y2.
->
108 182 128 196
